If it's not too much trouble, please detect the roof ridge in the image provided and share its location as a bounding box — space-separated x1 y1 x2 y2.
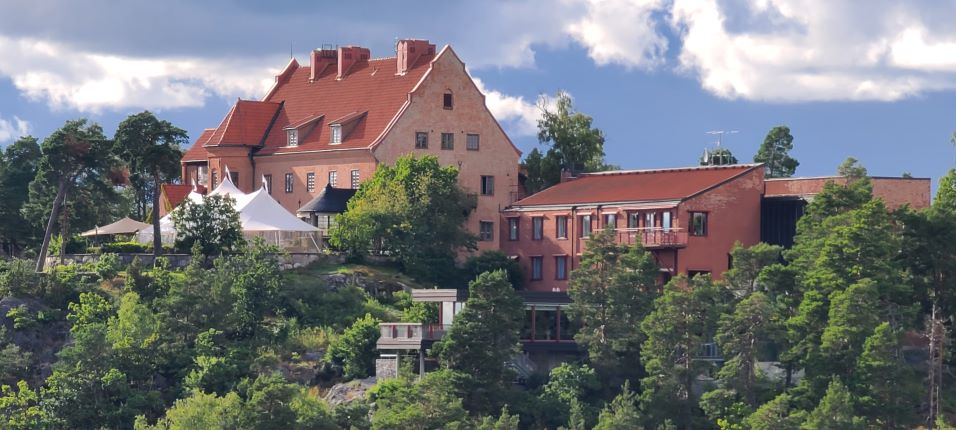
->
582 163 761 177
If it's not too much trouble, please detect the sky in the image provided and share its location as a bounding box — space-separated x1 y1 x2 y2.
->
0 0 954 187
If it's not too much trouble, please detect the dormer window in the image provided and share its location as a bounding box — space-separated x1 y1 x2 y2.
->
330 124 342 144
287 129 298 147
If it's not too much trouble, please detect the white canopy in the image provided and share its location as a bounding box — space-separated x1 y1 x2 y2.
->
81 217 151 237
137 173 318 250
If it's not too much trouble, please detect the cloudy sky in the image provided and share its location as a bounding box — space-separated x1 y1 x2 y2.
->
1 0 954 184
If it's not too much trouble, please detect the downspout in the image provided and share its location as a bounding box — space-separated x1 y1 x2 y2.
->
570 206 577 271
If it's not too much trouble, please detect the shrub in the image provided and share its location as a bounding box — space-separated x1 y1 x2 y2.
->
95 253 122 281
325 313 380 379
5 305 36 330
101 241 149 254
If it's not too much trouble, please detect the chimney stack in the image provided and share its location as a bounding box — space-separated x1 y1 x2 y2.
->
310 48 337 81
337 46 370 79
396 39 435 75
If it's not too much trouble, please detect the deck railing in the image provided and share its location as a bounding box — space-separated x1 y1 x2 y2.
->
580 227 688 250
378 323 451 342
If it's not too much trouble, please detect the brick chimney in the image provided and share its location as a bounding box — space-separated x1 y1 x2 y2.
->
396 39 435 75
560 168 577 183
310 48 337 81
337 46 370 79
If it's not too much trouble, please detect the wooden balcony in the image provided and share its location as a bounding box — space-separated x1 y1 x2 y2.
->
580 227 688 251
376 323 450 350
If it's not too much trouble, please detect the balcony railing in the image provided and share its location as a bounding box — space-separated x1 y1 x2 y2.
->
580 227 688 250
377 323 450 349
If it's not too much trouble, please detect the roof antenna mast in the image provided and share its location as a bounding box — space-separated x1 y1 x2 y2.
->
703 130 739 166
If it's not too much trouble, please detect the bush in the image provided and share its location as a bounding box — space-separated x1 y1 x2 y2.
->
49 235 87 255
0 259 40 298
325 313 380 379
95 253 122 281
101 241 149 254
5 305 36 330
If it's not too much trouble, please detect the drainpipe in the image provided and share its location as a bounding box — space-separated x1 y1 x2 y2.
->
570 206 577 271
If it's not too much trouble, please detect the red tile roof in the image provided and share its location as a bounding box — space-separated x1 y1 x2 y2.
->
182 128 214 162
256 55 432 155
161 183 205 211
512 164 762 207
205 100 281 147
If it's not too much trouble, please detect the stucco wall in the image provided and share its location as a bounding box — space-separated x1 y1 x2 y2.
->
373 48 521 253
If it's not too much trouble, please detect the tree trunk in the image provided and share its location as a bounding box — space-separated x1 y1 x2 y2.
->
152 170 162 261
35 179 69 272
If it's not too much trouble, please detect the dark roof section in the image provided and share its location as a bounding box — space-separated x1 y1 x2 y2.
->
297 183 358 214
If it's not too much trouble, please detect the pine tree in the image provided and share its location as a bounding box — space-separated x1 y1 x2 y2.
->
593 382 642 430
801 379 865 430
856 322 918 429
753 126 799 178
715 292 775 407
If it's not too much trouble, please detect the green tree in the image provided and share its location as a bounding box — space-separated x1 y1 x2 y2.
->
724 242 783 296
368 370 470 430
330 154 475 285
326 313 381 379
754 125 798 178
172 194 244 256
715 292 776 408
0 380 48 430
226 240 283 339
743 393 806 430
640 275 728 429
935 169 956 213
567 229 659 385
462 250 524 289
700 147 739 166
476 406 520 430
855 322 918 429
593 382 642 430
436 270 523 414
537 92 605 175
801 379 864 430
113 111 187 258
521 147 561 195
238 372 336 430
0 136 41 255
837 157 868 178
817 280 881 381
134 390 242 430
28 119 124 270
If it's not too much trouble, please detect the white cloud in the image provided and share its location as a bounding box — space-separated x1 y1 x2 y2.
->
567 0 668 69
473 77 561 137
0 114 30 143
669 0 956 101
0 35 281 112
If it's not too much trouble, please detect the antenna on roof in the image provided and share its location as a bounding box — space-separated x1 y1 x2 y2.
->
290 39 294 58
705 130 739 147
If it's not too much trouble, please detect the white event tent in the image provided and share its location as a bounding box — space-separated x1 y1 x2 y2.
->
138 172 320 252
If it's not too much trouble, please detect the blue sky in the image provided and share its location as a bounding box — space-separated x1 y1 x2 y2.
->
0 0 954 186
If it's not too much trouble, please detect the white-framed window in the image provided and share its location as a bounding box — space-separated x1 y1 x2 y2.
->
532 217 543 240
480 175 494 196
479 221 494 241
556 216 568 239
628 212 639 228
415 132 428 149
351 170 360 189
581 215 592 238
663 211 672 231
328 170 338 187
306 172 315 192
263 174 272 194
466 134 479 151
287 129 298 147
604 213 616 230
508 218 519 241
645 212 656 228
330 125 342 144
284 173 293 193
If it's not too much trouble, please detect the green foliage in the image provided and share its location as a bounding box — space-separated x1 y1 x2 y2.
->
239 373 336 430
593 381 642 430
640 274 728 429
95 252 121 281
0 380 48 430
101 241 150 253
368 370 470 430
935 169 956 213
744 393 806 430
0 259 40 298
326 313 381 379
536 92 606 177
801 379 864 430
567 229 659 385
135 390 242 430
435 270 524 414
855 322 918 428
333 400 371 430
715 292 775 407
837 157 868 178
395 290 438 324
522 147 561 195
754 125 799 178
330 154 476 285
0 136 42 254
725 242 783 296
463 250 524 289
477 406 521 430
172 194 244 256
5 305 36 330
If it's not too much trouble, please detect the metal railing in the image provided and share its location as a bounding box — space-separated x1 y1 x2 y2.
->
580 227 688 249
378 323 451 341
